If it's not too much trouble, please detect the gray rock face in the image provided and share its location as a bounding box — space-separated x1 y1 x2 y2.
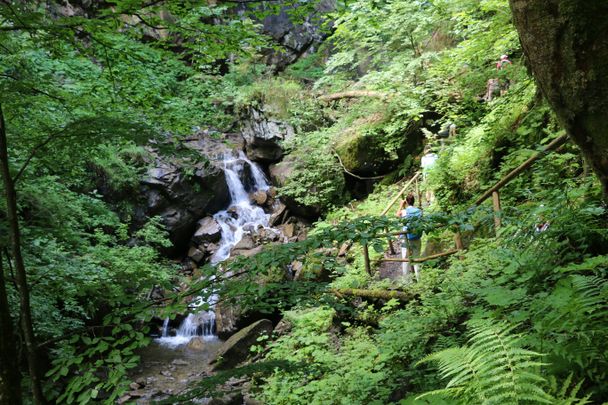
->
215 302 240 339
192 217 222 244
258 0 336 71
241 107 295 163
210 319 273 371
140 154 229 255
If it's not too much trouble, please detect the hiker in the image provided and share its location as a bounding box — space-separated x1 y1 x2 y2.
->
496 54 512 70
535 205 549 233
483 54 512 101
396 193 423 282
496 54 512 95
420 148 438 204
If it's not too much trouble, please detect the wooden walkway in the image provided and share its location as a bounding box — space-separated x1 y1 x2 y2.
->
377 241 403 281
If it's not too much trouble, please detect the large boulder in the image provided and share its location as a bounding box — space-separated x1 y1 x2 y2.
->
269 159 323 219
210 319 273 371
241 107 295 163
192 217 222 244
140 156 229 255
335 116 423 177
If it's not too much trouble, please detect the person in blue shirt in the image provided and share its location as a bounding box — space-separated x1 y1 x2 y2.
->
396 193 423 282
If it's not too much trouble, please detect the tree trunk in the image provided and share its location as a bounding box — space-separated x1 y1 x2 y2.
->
0 104 45 404
0 253 22 404
509 0 608 197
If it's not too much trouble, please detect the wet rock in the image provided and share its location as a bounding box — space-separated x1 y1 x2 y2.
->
256 228 280 243
192 217 222 244
171 359 189 366
233 234 255 251
269 201 287 226
273 318 293 336
242 107 295 163
160 370 172 377
267 186 278 199
250 190 268 205
186 337 206 350
139 152 230 254
210 319 273 371
208 392 244 405
183 130 246 158
181 258 197 275
232 246 264 258
215 302 240 339
244 395 263 405
279 223 295 238
117 395 132 404
241 107 294 163
188 246 205 263
200 242 219 257
129 382 141 390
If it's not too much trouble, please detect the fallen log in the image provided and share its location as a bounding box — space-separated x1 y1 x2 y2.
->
319 90 388 102
331 288 411 301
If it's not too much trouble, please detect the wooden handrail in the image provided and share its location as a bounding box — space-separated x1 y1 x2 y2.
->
379 249 459 263
360 134 569 275
381 171 421 216
473 134 568 206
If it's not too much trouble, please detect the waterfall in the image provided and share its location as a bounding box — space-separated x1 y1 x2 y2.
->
157 151 275 348
210 151 273 264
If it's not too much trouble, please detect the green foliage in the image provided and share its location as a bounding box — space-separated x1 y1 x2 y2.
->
418 319 552 404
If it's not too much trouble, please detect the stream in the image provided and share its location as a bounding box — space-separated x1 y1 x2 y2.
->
128 151 278 403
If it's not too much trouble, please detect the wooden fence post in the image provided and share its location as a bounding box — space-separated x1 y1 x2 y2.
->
362 242 371 275
492 190 501 230
386 227 395 255
454 232 464 250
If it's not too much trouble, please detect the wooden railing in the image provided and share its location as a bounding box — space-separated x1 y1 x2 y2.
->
360 134 570 275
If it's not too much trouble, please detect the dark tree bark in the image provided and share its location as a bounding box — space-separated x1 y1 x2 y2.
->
509 0 608 197
0 252 23 405
0 104 45 404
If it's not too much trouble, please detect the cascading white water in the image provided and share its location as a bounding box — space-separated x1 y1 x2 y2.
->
157 151 275 348
210 151 272 263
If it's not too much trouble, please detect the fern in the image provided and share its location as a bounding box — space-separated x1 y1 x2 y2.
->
541 274 608 383
417 319 552 404
547 373 592 405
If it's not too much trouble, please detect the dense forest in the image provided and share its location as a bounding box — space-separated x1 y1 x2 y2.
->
1 0 607 404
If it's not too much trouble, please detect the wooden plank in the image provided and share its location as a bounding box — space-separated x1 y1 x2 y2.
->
380 249 459 263
381 172 421 216
454 233 464 250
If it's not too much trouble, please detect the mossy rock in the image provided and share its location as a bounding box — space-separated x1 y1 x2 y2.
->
210 319 273 371
335 118 423 176
335 129 394 176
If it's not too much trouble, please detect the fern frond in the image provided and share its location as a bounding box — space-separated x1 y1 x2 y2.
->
418 319 554 404
546 373 593 405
